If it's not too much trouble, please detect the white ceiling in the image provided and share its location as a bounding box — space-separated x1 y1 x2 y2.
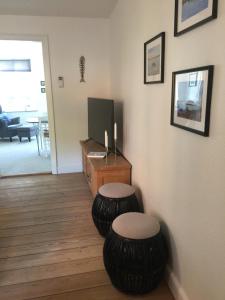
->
0 0 118 18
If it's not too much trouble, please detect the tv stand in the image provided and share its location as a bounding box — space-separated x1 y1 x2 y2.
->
80 139 132 197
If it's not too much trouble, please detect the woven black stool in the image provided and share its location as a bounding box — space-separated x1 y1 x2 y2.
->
103 212 167 294
92 183 140 237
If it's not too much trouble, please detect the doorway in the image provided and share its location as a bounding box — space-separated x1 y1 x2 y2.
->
0 38 57 176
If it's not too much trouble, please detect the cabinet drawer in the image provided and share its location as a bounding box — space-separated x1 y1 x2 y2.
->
94 169 131 196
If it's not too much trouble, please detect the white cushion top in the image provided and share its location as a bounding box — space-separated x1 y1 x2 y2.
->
112 212 160 239
99 183 135 199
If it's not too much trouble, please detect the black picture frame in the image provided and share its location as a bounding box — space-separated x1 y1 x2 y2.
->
40 81 45 86
144 32 165 84
174 0 218 36
171 65 214 136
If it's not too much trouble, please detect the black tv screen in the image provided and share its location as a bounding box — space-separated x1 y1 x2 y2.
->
88 98 114 149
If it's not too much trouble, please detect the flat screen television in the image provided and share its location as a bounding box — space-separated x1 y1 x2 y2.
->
88 98 114 149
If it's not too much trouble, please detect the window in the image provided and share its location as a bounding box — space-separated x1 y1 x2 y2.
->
0 59 31 72
0 71 40 112
0 40 47 113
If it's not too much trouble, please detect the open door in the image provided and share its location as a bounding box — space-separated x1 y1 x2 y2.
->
0 37 57 176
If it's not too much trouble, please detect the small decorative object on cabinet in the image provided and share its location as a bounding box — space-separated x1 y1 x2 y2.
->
79 55 86 82
144 32 165 84
104 212 167 294
80 139 131 197
174 0 218 36
171 65 214 136
92 182 141 237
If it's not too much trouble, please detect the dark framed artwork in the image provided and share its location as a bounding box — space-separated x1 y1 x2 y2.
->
40 81 45 86
144 32 165 84
174 0 218 36
171 65 214 136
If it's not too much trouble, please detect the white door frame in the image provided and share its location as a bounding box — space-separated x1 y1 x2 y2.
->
0 34 58 174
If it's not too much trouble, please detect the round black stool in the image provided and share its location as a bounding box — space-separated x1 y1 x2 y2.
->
103 212 167 294
92 183 140 237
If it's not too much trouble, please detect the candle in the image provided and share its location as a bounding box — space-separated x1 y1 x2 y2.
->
114 122 117 140
105 130 108 148
106 134 108 149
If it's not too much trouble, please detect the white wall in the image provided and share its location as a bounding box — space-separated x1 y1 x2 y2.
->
110 1 225 300
0 15 111 173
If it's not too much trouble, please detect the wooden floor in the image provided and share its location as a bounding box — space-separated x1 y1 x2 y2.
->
0 173 174 300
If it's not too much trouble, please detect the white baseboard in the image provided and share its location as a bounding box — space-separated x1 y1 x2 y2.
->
166 266 190 300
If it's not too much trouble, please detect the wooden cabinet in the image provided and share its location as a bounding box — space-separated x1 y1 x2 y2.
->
80 139 132 197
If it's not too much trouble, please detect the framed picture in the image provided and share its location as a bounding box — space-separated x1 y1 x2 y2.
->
144 32 165 84
40 81 45 86
174 0 218 36
41 88 46 93
171 65 214 136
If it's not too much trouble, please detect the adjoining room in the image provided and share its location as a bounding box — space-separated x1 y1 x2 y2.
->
0 40 51 176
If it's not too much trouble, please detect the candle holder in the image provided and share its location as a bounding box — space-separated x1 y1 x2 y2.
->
114 139 117 160
105 146 108 165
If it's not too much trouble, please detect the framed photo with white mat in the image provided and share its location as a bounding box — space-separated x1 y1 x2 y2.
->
171 65 214 136
174 0 218 36
144 32 165 84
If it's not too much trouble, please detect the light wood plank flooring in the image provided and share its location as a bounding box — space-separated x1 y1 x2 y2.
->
0 173 174 299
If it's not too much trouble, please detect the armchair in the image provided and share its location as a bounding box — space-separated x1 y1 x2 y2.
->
0 116 21 142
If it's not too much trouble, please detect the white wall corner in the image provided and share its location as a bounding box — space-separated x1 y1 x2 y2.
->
166 266 190 300
57 163 83 174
